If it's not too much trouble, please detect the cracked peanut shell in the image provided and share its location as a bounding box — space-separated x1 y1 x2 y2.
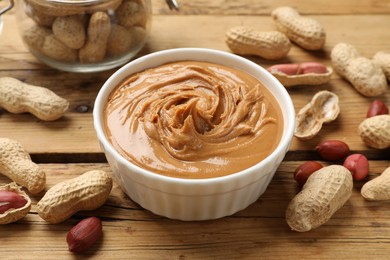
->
294 90 340 140
0 182 31 224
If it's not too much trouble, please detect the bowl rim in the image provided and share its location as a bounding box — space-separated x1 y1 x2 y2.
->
93 47 295 185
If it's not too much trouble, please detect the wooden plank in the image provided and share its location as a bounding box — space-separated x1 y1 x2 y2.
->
0 161 389 259
3 0 390 16
152 0 390 15
0 14 389 158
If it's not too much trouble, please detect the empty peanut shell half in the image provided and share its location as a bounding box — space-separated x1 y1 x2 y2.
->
268 62 333 87
294 90 340 140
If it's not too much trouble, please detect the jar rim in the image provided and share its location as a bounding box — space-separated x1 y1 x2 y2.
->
30 0 112 6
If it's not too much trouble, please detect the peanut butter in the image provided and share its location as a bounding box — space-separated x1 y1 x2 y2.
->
104 61 283 179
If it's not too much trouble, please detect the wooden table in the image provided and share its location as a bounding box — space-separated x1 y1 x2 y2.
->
1 0 389 259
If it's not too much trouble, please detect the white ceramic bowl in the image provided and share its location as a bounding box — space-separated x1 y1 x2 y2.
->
93 48 295 221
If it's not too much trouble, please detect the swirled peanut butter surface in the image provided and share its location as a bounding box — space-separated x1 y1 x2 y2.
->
104 61 283 179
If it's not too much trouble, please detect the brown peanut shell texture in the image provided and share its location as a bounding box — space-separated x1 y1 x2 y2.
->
23 25 51 51
0 182 32 224
358 114 390 149
116 0 146 28
361 167 390 201
0 138 46 194
25 4 56 27
271 67 333 87
79 12 111 63
0 77 69 121
52 15 86 49
23 24 78 62
107 25 146 57
294 90 340 140
226 26 291 60
331 42 387 97
37 170 113 224
106 24 134 57
42 34 79 62
373 51 390 81
271 6 326 50
286 165 353 232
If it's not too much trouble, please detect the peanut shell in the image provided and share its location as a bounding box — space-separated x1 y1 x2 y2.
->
42 34 78 62
0 138 46 194
0 77 69 121
358 114 390 149
373 51 390 81
331 43 387 97
286 165 353 232
0 182 31 224
361 167 390 201
23 25 51 51
106 24 134 57
79 12 111 63
226 26 291 60
116 0 146 28
294 90 340 140
37 170 113 224
52 15 86 49
271 6 326 50
271 67 333 87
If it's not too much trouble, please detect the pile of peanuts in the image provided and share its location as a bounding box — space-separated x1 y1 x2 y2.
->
226 6 390 232
0 78 113 252
22 0 148 63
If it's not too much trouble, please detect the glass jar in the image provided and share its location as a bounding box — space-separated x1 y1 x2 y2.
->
1 0 15 34
15 0 152 72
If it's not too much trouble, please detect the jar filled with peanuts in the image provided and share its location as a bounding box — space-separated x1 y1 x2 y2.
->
14 0 151 72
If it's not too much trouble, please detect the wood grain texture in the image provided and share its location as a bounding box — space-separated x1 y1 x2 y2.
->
152 0 390 15
0 14 389 158
0 1 389 258
0 161 389 259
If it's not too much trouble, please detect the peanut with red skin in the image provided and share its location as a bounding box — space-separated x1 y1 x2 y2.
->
300 62 328 74
0 182 32 224
0 190 27 214
343 154 369 181
268 62 328 75
269 63 332 87
67 217 103 253
293 161 324 186
316 140 350 161
367 100 389 118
